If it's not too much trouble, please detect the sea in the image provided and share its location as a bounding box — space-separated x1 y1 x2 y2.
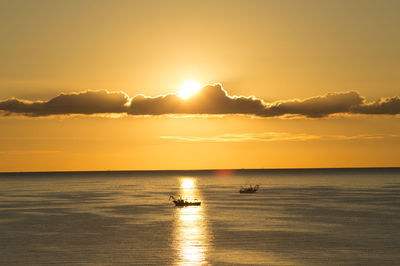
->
0 168 399 265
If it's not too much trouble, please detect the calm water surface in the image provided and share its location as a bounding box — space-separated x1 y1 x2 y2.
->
0 169 399 265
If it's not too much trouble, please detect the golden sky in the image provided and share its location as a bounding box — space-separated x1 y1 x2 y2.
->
0 0 399 171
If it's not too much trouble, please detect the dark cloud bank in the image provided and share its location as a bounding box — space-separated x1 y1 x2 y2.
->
0 84 399 118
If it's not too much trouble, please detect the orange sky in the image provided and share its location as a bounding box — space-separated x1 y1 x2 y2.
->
0 0 399 171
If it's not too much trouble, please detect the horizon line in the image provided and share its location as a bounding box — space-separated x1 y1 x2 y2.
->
1 166 399 175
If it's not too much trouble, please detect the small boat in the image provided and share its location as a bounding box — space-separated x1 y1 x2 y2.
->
239 184 260 193
169 195 201 206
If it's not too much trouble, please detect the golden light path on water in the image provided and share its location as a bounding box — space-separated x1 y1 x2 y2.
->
173 177 210 265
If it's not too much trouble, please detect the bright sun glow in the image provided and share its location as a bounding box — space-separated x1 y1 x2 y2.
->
178 80 201 99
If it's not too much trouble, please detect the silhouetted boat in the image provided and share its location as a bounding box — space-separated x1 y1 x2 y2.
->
169 195 201 206
239 185 260 193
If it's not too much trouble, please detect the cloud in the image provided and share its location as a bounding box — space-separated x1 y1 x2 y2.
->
263 91 364 118
160 132 322 142
351 96 400 115
0 83 399 118
0 90 130 116
160 132 386 143
127 84 266 116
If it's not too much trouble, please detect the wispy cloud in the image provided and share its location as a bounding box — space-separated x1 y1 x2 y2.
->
160 132 388 143
0 84 399 118
327 134 385 140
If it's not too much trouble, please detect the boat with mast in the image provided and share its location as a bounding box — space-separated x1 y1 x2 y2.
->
169 195 201 206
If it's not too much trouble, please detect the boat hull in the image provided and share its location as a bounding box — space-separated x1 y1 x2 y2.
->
173 201 201 207
239 185 260 193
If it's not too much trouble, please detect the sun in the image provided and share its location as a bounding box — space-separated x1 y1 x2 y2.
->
178 80 201 99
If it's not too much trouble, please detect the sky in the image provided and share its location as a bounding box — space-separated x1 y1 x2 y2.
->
0 0 399 171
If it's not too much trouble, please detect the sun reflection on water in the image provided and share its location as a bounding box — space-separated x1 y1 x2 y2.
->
173 177 210 265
